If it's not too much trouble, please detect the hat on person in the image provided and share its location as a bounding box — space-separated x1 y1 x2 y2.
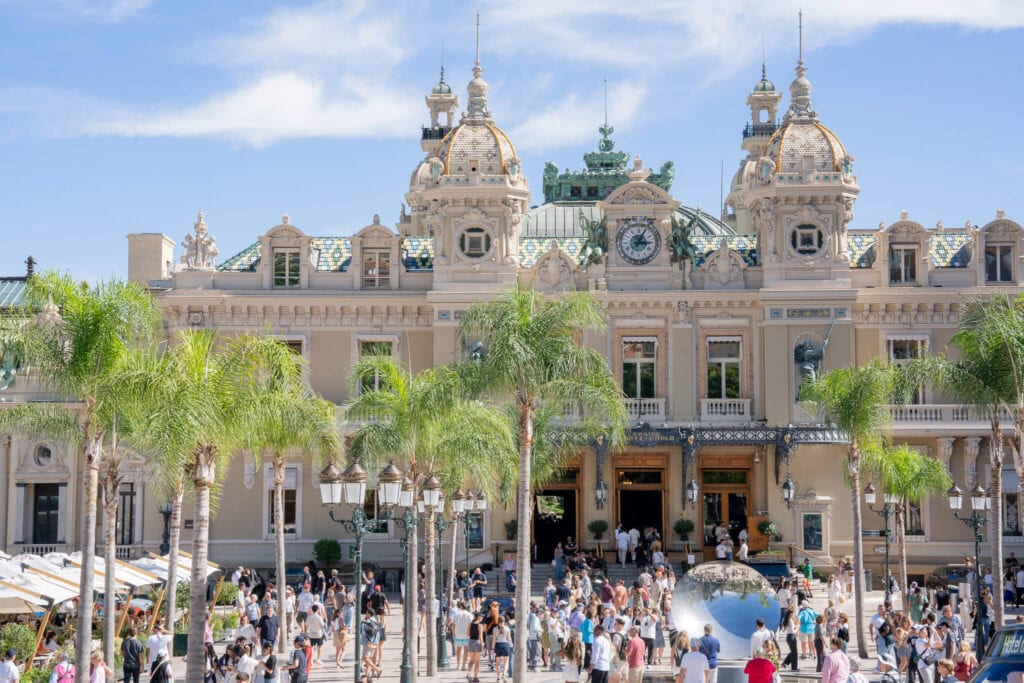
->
614 615 627 624
157 648 168 659
558 600 567 606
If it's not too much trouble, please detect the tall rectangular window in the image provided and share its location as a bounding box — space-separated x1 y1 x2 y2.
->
802 513 823 551
358 340 394 393
1005 492 1021 536
889 246 917 284
905 501 925 536
117 483 135 546
888 337 927 403
266 465 298 537
706 338 741 399
361 251 391 289
32 484 59 544
273 249 301 287
986 244 1013 283
621 338 656 399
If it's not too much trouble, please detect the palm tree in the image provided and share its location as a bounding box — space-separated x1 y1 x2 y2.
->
118 329 259 683
458 286 629 683
237 340 341 653
346 356 512 677
864 444 952 596
803 359 900 659
0 272 161 674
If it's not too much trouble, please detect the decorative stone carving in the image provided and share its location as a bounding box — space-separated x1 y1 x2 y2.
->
613 186 658 204
535 240 575 288
502 200 523 265
757 155 776 184
428 156 444 181
749 199 778 262
674 301 691 323
963 437 982 486
702 239 746 287
985 221 1020 240
578 210 608 271
181 212 219 269
837 196 854 263
936 437 955 473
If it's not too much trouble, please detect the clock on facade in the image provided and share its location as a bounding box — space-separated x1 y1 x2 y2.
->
616 217 661 265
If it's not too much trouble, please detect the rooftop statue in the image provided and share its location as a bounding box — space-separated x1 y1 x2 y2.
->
795 319 834 393
669 209 701 269
181 212 219 270
578 210 608 271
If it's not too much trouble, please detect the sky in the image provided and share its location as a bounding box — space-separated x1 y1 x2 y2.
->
1 0 1023 281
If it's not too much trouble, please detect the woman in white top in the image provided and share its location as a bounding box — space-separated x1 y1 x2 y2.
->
492 616 513 683
671 631 690 679
560 633 583 683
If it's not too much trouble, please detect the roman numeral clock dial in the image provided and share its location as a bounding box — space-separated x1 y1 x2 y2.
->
615 217 661 265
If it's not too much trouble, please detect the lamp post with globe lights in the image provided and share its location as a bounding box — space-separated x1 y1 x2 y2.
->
863 482 898 602
418 475 452 669
319 461 402 683
390 473 430 683
947 483 991 658
157 501 173 555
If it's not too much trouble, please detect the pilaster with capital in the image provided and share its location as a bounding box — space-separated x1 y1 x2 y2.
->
963 437 982 487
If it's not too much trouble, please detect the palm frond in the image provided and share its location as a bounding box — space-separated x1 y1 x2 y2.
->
0 403 82 446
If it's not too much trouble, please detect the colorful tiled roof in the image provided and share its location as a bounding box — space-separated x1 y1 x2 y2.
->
929 232 972 268
848 233 877 268
402 237 433 271
313 238 351 272
519 238 587 268
218 241 261 272
691 235 758 266
0 279 27 309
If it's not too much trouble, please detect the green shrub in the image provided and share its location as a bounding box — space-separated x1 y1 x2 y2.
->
673 518 695 539
222 613 240 629
587 520 609 539
21 666 53 683
211 616 224 642
757 520 779 538
0 623 38 665
313 539 342 566
216 582 239 606
503 519 517 539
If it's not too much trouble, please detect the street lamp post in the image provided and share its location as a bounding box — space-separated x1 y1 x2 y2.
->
947 484 991 659
157 501 173 555
433 500 452 669
319 461 401 683
393 474 426 683
864 483 898 602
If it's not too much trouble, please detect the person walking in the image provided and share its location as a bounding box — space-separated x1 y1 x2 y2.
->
678 637 710 683
625 626 646 683
743 648 775 683
559 634 583 683
820 637 850 683
698 624 720 683
121 627 143 683
590 625 612 683
492 616 512 683
468 612 485 683
798 601 818 660
781 607 799 671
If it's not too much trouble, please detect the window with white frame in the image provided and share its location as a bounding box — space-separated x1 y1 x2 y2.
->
985 244 1014 283
706 337 742 399
273 249 301 287
358 340 394 393
889 245 917 284
888 337 927 404
621 337 656 399
361 250 391 289
265 465 299 538
1006 486 1022 536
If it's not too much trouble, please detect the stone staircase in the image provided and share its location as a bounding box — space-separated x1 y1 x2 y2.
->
524 559 649 596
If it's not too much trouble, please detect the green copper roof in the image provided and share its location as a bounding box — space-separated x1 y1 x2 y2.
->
522 203 733 240
542 125 674 203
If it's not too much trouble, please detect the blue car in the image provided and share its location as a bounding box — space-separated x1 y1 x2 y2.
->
970 623 1024 682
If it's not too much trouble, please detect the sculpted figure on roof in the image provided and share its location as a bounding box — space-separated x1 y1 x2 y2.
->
578 210 608 271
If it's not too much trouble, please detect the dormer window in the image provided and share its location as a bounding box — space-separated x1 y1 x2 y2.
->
889 245 917 285
985 244 1013 283
362 250 391 289
273 249 301 288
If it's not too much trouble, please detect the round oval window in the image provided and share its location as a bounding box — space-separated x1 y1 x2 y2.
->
34 445 52 467
459 227 491 259
790 224 823 255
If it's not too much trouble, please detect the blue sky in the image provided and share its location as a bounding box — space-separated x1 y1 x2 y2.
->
1 0 1023 281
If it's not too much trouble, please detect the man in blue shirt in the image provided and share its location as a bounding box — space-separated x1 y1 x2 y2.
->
698 623 721 683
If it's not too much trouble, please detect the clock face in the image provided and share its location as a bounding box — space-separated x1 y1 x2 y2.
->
616 217 661 265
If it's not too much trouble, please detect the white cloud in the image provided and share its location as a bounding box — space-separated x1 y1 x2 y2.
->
0 0 151 22
507 81 649 152
83 72 422 146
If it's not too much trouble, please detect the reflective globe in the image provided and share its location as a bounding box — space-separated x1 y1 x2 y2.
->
670 561 780 660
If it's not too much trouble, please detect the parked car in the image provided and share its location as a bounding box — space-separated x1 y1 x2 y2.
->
480 592 515 616
970 622 1024 682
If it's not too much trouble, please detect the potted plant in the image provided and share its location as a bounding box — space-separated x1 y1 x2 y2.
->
504 519 518 540
313 538 342 567
758 519 781 541
587 519 609 540
673 518 695 542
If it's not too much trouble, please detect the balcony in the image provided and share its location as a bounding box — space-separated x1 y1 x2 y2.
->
700 398 752 423
11 543 70 556
742 122 780 139
421 126 452 141
97 544 149 560
627 397 665 422
888 404 1012 426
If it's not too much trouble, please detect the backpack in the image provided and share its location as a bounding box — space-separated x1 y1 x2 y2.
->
614 632 629 662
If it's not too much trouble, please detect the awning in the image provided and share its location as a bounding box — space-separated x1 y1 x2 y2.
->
130 552 220 584
0 594 43 615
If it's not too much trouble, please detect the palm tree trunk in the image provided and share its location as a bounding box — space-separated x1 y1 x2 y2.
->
405 516 418 680
896 504 908 603
447 519 459 609
990 433 1006 624
164 487 184 632
424 511 437 676
848 451 869 659
272 456 288 654
102 477 119 676
186 449 215 683
76 435 102 683
512 402 534 683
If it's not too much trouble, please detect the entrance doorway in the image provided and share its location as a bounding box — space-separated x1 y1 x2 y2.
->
618 489 664 536
700 467 751 560
614 457 667 542
533 490 578 562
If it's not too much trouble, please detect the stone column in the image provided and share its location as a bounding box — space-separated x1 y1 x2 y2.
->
963 437 982 488
936 437 956 474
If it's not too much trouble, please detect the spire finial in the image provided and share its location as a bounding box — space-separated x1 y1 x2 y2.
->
475 12 481 68
762 35 767 79
798 9 803 64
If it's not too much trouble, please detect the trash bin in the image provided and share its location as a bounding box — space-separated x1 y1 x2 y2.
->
950 586 960 612
172 633 188 657
863 568 873 591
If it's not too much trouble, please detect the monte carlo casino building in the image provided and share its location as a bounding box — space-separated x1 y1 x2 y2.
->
2 50 1023 584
